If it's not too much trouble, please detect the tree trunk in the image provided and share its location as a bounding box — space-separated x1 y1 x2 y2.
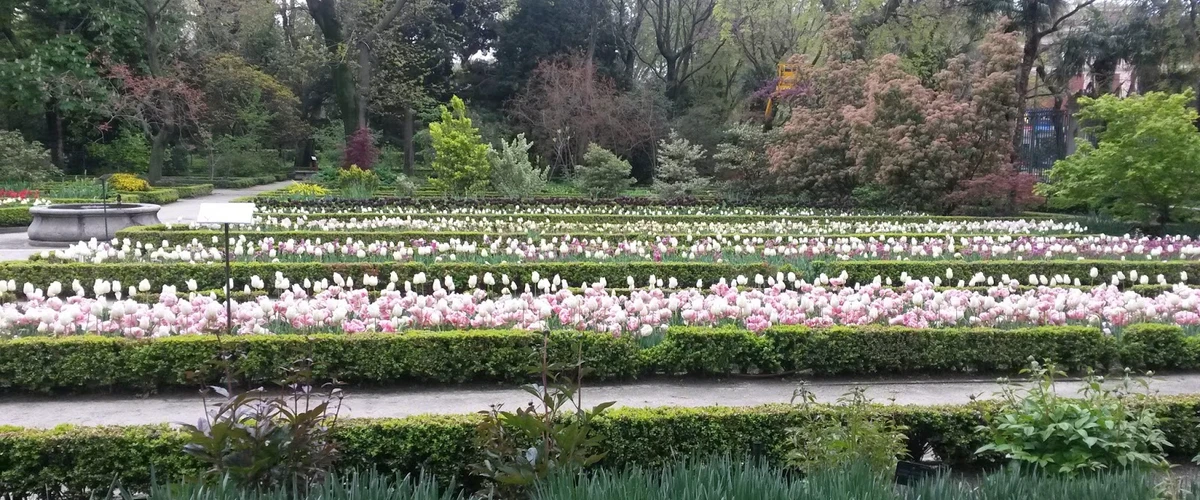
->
45 104 64 168
148 129 168 183
403 106 415 176
356 39 371 130
307 0 359 137
1011 29 1039 158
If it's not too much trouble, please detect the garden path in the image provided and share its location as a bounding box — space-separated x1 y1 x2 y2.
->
4 373 1200 427
0 180 294 262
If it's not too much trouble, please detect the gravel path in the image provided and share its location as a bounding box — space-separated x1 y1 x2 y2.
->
0 180 294 261
3 374 1199 428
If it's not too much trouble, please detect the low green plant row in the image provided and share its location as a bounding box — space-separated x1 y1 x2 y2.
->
159 174 282 189
3 396 1200 499
1 324 1194 394
4 261 1200 295
118 188 179 205
114 226 1093 247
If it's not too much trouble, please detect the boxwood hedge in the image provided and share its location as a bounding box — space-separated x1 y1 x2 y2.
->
2 324 1195 394
2 397 1199 499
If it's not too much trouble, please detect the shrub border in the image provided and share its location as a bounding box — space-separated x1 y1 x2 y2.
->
2 396 1199 498
1 324 1196 394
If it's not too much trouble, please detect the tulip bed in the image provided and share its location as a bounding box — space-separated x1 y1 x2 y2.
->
4 396 1200 498
13 198 1200 389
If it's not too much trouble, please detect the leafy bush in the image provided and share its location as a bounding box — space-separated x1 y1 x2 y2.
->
108 173 150 192
1039 90 1200 227
336 165 380 199
181 385 344 489
342 127 379 170
46 179 104 199
284 182 329 199
652 131 708 201
785 386 908 475
471 333 612 498
976 360 1170 474
429 96 491 195
209 135 279 178
0 130 59 182
713 124 773 203
88 128 150 174
946 170 1044 216
489 133 547 199
395 175 417 197
574 144 634 199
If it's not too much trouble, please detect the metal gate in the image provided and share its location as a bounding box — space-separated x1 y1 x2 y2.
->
1018 108 1075 180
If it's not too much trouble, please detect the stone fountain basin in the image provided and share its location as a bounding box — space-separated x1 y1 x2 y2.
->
28 203 162 243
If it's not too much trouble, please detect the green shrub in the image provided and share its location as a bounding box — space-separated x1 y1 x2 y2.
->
976 360 1171 474
4 399 1200 499
652 131 708 201
574 144 634 199
785 387 908 476
1040 90 1200 228
120 188 178 204
0 325 1159 394
488 133 547 199
0 206 31 227
173 184 214 198
0 130 59 182
428 96 491 195
87 129 150 174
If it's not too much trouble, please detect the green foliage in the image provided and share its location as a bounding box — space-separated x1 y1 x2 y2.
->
652 131 709 201
45 179 105 200
472 333 612 498
142 469 461 500
785 387 909 475
574 144 634 199
336 165 381 199
210 135 280 178
0 325 1155 394
0 206 32 227
488 133 547 199
535 456 1171 500
976 360 1171 474
428 96 491 195
1040 90 1200 226
181 385 343 489
122 188 179 204
712 124 772 203
88 129 150 174
0 130 59 182
6 399 1200 499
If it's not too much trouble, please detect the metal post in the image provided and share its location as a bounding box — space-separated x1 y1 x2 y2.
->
224 222 232 337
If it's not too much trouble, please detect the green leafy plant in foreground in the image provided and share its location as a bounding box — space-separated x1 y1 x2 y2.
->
784 385 909 477
471 331 614 499
976 359 1170 475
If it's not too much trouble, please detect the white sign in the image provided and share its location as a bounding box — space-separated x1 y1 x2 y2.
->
196 203 256 224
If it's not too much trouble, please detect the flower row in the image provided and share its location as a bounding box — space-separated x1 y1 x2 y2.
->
6 279 1200 338
48 234 1200 265
200 216 1088 236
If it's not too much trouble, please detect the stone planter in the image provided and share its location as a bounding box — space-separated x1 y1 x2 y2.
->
28 203 162 244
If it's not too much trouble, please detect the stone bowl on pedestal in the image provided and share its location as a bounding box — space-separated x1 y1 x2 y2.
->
28 203 162 244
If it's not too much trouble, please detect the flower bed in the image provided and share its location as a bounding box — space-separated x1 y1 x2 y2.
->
2 324 1193 393
5 280 1200 337
47 234 1200 265
2 397 1199 498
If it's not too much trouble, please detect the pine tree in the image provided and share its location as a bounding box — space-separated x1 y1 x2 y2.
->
429 96 491 195
653 130 708 201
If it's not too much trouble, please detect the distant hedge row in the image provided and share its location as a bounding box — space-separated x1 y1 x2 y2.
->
1 324 1195 394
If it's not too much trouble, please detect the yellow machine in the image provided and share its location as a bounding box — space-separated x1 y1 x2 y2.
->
765 62 798 119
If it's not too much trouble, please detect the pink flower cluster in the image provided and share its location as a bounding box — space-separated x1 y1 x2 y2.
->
4 281 1199 339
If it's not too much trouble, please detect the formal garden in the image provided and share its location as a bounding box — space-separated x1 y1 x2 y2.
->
5 0 1200 495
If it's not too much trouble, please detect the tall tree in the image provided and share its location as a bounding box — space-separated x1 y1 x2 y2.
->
638 0 726 100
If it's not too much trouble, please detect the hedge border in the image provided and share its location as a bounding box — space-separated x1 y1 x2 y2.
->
114 226 1093 247
2 397 1199 499
2 325 1196 394
4 261 1199 297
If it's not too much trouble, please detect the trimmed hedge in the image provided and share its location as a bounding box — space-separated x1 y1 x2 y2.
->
171 184 214 198
3 325 1196 394
5 261 1199 296
0 261 775 295
0 206 30 227
118 188 178 203
2 398 1199 499
114 225 1092 247
159 175 279 189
